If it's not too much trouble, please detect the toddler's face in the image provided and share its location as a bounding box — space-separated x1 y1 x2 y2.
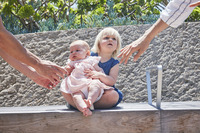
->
69 44 88 61
100 34 118 53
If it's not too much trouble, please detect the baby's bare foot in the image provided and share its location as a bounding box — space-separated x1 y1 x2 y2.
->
84 99 91 107
84 99 94 110
83 108 92 117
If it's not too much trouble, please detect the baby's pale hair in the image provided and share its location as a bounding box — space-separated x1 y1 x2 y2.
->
70 40 90 51
91 27 121 58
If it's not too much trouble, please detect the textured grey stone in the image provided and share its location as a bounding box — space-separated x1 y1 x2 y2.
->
0 22 199 107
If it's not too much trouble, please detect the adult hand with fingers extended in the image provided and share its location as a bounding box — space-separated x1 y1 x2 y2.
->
118 35 151 64
118 19 168 64
118 0 199 65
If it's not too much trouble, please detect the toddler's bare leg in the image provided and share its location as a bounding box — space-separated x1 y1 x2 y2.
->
72 91 92 116
61 92 76 108
94 90 119 109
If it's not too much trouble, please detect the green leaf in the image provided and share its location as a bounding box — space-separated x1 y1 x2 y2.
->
18 4 34 18
8 0 15 5
134 5 141 14
33 12 41 21
47 3 56 12
2 3 12 15
137 0 144 6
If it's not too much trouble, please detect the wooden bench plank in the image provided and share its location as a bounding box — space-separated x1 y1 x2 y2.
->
0 102 200 133
161 110 200 133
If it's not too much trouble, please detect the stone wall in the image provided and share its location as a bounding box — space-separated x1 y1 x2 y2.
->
0 22 199 107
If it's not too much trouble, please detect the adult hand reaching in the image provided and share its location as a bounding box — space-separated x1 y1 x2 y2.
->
118 35 151 64
118 19 168 64
0 16 67 86
118 0 198 65
34 60 67 85
0 49 60 89
31 72 57 89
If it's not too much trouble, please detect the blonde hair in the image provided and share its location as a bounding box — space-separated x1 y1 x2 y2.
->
70 40 90 51
91 27 121 58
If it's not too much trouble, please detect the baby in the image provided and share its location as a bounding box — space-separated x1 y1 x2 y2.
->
60 40 113 116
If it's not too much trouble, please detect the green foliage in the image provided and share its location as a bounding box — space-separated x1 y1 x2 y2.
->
0 0 199 35
186 7 200 22
113 3 123 13
8 0 15 5
86 15 102 27
137 0 145 6
1 14 29 34
56 13 80 30
33 12 41 21
38 18 56 32
18 4 34 18
134 5 141 14
2 3 12 15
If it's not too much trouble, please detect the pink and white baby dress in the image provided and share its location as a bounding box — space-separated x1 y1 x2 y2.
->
60 56 113 101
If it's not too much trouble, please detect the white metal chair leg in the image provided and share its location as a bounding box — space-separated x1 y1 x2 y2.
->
146 65 163 109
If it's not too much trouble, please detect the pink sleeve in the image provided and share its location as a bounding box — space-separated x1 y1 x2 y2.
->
66 59 74 67
91 56 101 66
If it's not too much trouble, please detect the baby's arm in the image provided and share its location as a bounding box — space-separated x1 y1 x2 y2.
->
63 65 74 76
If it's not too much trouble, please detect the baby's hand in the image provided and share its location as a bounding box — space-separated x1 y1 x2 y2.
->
63 65 74 76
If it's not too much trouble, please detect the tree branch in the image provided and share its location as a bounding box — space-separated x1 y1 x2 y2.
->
125 9 136 18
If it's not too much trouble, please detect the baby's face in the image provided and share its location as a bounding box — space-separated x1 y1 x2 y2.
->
69 44 88 61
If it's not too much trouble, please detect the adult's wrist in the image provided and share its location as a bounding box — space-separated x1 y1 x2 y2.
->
31 59 43 73
25 50 43 71
143 18 169 41
144 24 158 40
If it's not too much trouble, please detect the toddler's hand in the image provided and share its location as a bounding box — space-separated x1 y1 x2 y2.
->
84 69 102 79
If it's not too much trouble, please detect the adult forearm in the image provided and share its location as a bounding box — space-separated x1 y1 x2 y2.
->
0 16 66 84
0 27 42 70
143 18 169 41
0 49 56 89
0 49 38 79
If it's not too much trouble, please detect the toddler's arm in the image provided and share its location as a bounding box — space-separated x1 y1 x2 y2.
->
98 64 119 86
93 64 104 73
85 64 119 86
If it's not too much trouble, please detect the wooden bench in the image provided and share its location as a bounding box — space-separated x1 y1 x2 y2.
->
0 101 200 133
